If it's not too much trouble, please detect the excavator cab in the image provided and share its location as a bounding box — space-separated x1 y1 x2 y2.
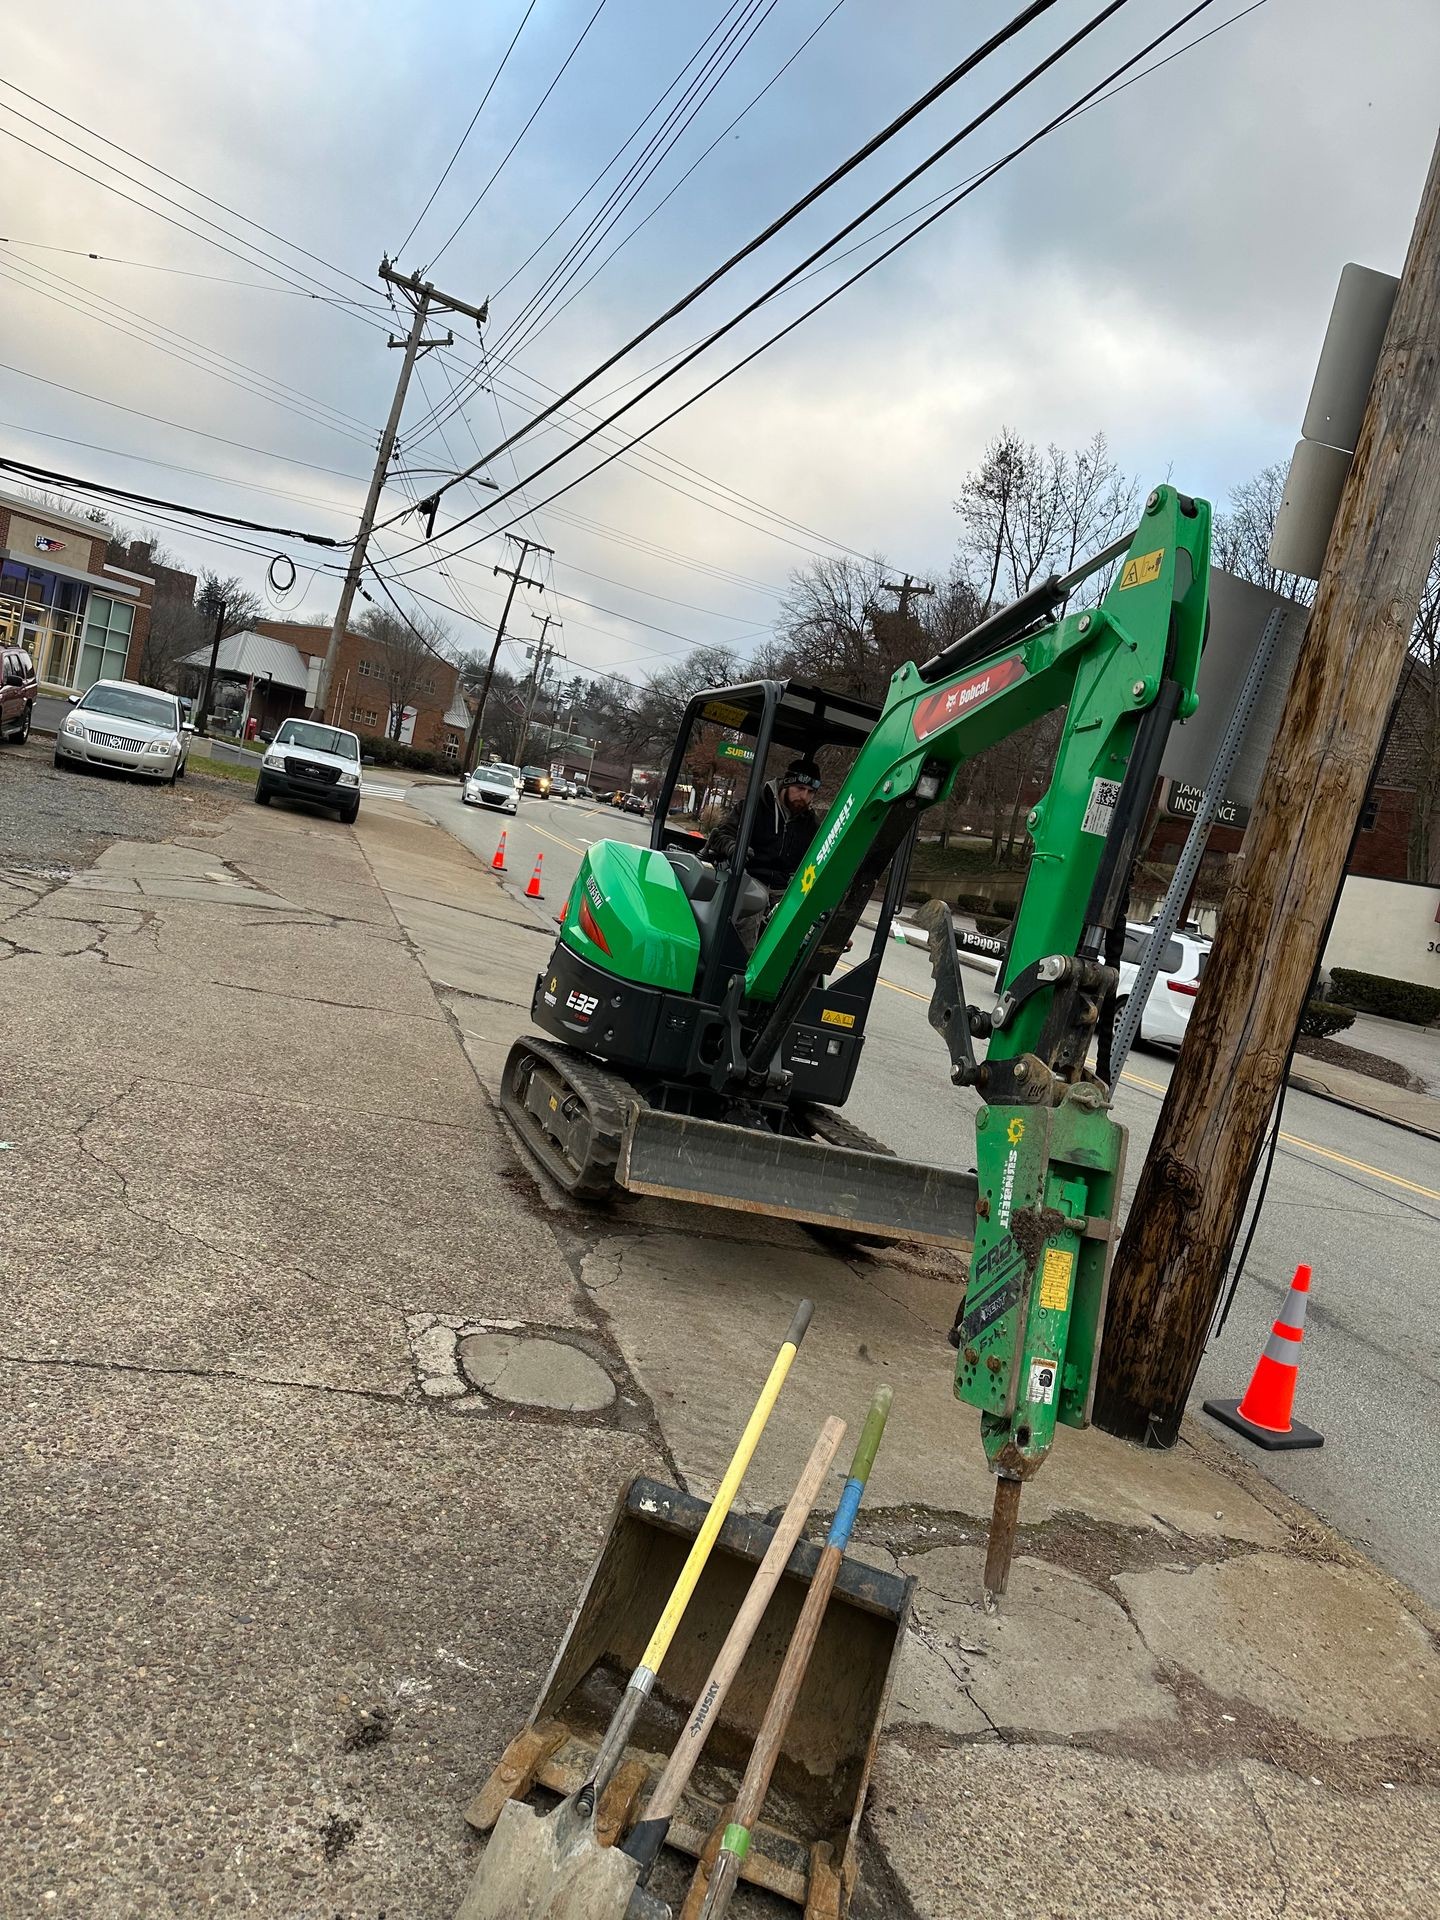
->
651 678 905 995
531 677 917 1116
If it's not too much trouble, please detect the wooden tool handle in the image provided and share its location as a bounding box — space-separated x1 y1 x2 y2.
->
696 1384 893 1920
636 1297 815 1679
634 1415 846 1854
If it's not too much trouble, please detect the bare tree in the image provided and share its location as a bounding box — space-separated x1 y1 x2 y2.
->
948 433 1138 863
954 430 1140 609
196 571 263 636
356 604 452 739
139 595 206 685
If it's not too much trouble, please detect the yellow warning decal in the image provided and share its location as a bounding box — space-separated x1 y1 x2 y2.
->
1118 548 1164 591
702 699 748 726
1039 1246 1074 1313
800 862 817 895
549 1094 559 1112
1006 1117 1026 1145
820 1008 856 1029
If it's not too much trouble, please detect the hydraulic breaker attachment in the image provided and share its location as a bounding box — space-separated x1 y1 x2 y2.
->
956 1086 1127 1602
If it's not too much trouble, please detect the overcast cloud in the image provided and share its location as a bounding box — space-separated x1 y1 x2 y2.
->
2 0 1436 682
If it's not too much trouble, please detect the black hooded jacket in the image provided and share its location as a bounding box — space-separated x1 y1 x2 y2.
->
702 780 818 889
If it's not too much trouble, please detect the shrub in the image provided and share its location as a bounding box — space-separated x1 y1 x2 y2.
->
973 912 1012 935
357 735 456 775
1327 968 1440 1027
1298 1000 1356 1039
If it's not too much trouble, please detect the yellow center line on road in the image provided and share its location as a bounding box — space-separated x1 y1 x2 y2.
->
877 981 1440 1203
525 822 586 856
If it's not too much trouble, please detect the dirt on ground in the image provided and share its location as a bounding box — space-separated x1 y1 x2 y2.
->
1295 1032 1429 1092
0 735 241 872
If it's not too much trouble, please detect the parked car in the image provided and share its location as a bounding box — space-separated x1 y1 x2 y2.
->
520 765 552 796
54 680 192 782
255 718 363 823
622 793 648 816
1 645 37 743
1115 922 1211 1049
553 777 576 799
464 763 519 814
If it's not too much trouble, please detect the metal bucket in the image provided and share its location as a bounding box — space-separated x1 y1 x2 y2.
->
465 1475 913 1915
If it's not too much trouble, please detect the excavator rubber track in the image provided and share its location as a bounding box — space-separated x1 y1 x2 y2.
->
793 1102 897 1159
500 1035 632 1199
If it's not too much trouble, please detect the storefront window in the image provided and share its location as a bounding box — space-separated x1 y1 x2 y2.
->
77 595 134 692
0 561 87 687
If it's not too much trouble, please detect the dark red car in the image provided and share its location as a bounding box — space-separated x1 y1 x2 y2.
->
1 646 37 744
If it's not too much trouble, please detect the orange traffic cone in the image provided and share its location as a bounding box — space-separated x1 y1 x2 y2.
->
1204 1264 1323 1450
491 831 507 870
525 852 544 899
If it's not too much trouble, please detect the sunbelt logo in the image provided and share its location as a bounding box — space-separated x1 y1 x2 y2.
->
813 795 853 871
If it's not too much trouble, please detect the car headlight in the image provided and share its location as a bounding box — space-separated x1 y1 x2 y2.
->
338 770 360 787
61 717 84 736
262 750 285 768
143 739 175 756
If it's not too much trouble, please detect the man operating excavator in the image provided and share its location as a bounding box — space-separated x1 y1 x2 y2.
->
701 758 823 945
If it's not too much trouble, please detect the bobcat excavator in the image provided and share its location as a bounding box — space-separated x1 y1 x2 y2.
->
502 486 1211 1585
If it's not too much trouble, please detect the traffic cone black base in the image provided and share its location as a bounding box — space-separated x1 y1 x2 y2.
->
1203 1398 1324 1451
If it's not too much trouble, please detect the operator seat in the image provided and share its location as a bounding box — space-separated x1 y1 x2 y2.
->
664 848 768 959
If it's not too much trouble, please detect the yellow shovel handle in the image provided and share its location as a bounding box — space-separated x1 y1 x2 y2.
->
638 1299 813 1677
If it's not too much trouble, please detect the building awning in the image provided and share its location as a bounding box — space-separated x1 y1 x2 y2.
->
1 547 142 597
176 628 312 692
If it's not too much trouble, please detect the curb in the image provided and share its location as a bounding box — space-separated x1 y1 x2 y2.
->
1285 1068 1440 1145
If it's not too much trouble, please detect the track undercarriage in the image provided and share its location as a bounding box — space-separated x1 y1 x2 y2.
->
500 1034 979 1249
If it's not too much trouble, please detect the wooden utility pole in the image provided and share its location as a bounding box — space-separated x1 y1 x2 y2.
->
514 614 560 764
1094 134 1440 1446
878 572 934 622
461 534 552 773
314 259 489 720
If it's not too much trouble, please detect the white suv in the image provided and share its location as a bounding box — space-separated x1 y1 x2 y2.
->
1115 922 1210 1048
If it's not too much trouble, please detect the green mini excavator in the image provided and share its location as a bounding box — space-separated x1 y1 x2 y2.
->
501 486 1211 1584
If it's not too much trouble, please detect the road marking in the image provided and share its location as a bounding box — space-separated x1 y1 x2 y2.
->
526 822 586 855
1123 1065 1440 1199
878 992 1440 1205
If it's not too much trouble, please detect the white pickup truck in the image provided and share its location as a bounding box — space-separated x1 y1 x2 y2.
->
255 719 363 823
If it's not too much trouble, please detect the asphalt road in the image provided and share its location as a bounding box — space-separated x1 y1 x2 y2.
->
411 785 1440 1607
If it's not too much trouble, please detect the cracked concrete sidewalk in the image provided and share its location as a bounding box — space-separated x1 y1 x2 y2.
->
4 801 1438 1919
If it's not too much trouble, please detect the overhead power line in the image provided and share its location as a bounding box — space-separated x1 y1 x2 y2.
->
0 77 874 579
396 0 540 259
492 0 848 367
489 0 781 367
397 0 1239 573
0 236 387 302
0 454 346 546
427 0 613 270
401 0 1065 506
489 0 754 306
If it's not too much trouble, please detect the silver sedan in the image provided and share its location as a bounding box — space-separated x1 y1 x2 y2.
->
54 680 192 783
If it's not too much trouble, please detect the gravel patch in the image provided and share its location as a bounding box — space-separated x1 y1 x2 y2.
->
1294 1034 1429 1093
0 735 242 873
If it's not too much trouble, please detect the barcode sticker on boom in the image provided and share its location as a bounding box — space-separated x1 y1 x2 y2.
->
1082 776 1122 837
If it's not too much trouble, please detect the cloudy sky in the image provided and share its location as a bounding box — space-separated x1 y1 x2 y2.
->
2 0 1436 687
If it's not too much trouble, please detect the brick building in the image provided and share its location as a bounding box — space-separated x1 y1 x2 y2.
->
253 619 470 759
0 488 156 694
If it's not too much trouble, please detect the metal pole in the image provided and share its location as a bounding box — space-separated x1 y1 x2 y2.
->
1110 608 1287 1079
195 599 226 738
